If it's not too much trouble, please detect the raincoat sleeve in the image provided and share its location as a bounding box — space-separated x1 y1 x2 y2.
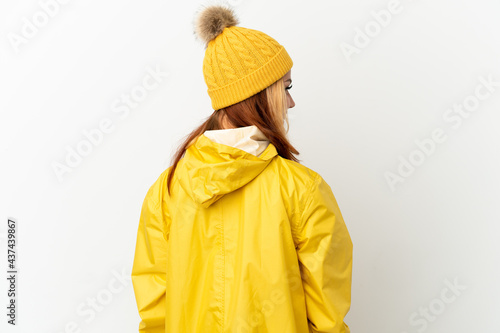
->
131 173 170 333
295 173 353 333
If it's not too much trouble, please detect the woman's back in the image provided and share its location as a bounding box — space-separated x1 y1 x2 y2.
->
132 128 352 332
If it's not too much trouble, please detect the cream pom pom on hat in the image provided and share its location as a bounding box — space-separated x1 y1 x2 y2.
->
193 2 293 110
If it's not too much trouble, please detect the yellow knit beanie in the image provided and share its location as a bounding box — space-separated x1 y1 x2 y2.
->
193 3 293 110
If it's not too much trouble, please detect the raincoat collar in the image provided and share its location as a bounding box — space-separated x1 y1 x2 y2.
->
177 127 278 208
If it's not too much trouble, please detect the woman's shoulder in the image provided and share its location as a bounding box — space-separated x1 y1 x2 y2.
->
273 155 323 189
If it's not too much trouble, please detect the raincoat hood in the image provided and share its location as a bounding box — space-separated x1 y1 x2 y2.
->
176 125 278 208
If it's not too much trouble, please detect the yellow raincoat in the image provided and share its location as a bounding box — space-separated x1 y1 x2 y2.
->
131 128 353 332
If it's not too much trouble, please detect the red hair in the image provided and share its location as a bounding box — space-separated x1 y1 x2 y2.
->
165 77 300 196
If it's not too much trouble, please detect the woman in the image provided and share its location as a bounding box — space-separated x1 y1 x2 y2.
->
131 3 353 333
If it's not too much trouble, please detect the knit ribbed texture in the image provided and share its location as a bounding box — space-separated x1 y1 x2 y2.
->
203 26 293 110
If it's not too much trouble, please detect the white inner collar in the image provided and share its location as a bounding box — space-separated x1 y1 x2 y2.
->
203 125 270 157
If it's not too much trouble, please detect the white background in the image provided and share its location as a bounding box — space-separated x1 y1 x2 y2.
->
1 0 499 332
